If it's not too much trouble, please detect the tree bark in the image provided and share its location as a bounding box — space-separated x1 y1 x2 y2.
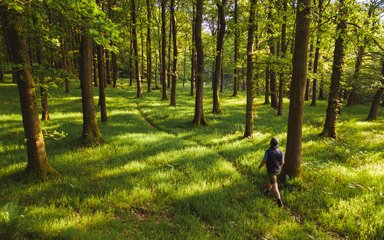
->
311 0 322 107
320 0 347 139
264 65 270 104
7 7 55 179
243 0 257 138
305 43 313 101
105 49 112 84
212 0 227 114
280 0 311 180
232 0 239 97
131 0 143 98
97 45 108 122
278 1 287 116
80 35 102 145
161 0 168 100
36 39 50 121
192 0 207 126
366 88 383 121
93 43 98 87
190 4 196 96
170 0 178 106
112 52 118 88
147 0 152 92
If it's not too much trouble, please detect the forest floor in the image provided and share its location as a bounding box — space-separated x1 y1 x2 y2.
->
1 78 384 239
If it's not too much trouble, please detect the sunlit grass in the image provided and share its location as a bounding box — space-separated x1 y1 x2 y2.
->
1 78 383 239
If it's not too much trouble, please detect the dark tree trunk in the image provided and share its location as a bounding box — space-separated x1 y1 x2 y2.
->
97 44 108 121
129 25 134 86
147 0 152 92
232 0 239 97
93 43 98 87
105 49 112 84
131 0 143 98
212 0 227 114
320 0 347 139
170 0 178 106
280 0 311 181
311 0 323 105
220 51 224 93
7 7 55 179
267 7 278 109
161 0 168 100
36 40 50 121
278 1 287 116
366 88 383 121
243 0 257 138
167 15 172 90
264 65 270 104
60 38 70 93
112 52 118 88
305 43 314 101
319 79 324 100
190 4 196 96
80 35 102 145
192 0 207 126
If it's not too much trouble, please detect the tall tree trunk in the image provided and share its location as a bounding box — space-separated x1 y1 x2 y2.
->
105 49 112 84
264 65 270 104
212 0 227 114
97 43 107 121
311 0 323 107
60 38 70 93
7 7 55 179
131 0 143 98
243 0 257 138
232 0 239 97
192 0 207 126
220 50 224 93
161 0 168 100
36 40 50 121
112 52 118 88
93 43 98 87
305 43 314 101
366 59 384 120
320 0 347 139
170 0 178 106
190 4 196 96
268 6 278 109
80 35 102 145
278 1 287 116
147 0 152 92
280 0 311 180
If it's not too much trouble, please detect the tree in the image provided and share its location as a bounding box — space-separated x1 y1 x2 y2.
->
190 3 196 97
320 0 347 139
366 58 384 121
243 0 257 138
267 5 278 109
80 35 102 145
161 0 168 100
232 0 239 97
170 0 178 106
131 0 143 98
212 0 227 114
278 0 288 116
281 0 311 180
147 0 153 92
5 5 56 179
192 0 207 126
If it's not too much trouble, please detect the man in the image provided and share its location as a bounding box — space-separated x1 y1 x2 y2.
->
258 138 284 207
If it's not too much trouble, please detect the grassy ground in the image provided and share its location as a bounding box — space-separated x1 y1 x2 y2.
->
0 77 383 239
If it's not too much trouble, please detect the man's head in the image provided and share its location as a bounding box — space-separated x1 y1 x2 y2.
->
270 138 279 148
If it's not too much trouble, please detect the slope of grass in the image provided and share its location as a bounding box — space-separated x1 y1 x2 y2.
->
1 77 383 239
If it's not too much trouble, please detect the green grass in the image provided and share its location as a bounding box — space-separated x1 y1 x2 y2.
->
1 76 383 239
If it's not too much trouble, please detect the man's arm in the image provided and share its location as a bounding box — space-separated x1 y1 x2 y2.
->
258 159 266 170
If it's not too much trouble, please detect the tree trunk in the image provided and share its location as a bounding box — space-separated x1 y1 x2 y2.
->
112 52 118 88
305 43 313 101
366 88 383 121
212 0 227 114
146 0 152 92
320 0 347 139
278 1 287 116
36 40 50 121
190 4 196 97
232 0 239 97
243 0 257 138
347 45 364 106
131 0 143 98
280 0 311 181
267 7 277 109
311 0 322 107
170 0 178 106
7 8 55 179
192 0 207 126
161 0 168 100
105 49 112 84
80 35 102 145
97 43 108 121
264 65 270 104
167 15 172 89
